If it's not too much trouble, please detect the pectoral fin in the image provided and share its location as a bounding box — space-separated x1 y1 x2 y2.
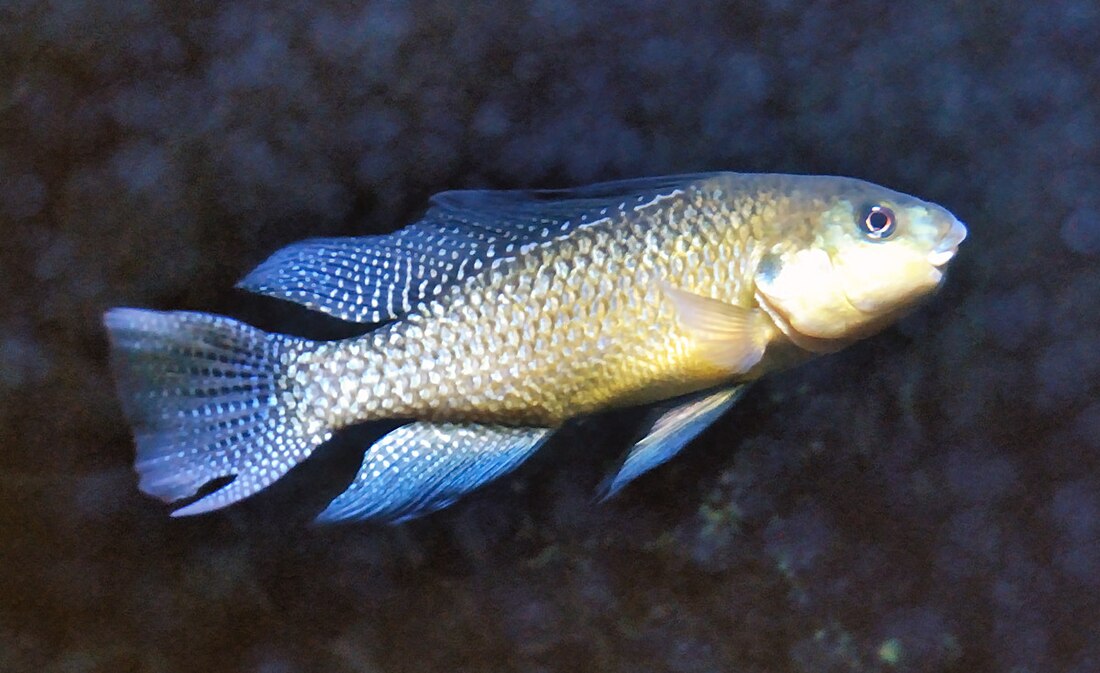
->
601 385 746 499
662 284 773 373
315 422 552 524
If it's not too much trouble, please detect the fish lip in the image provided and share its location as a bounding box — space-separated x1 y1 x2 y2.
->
928 218 968 267
927 249 956 267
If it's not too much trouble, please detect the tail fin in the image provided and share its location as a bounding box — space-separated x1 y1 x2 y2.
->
103 308 331 516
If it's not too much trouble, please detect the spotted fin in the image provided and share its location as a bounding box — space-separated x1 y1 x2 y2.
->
663 284 772 373
103 308 329 516
601 386 746 499
315 422 553 524
238 174 714 323
236 230 498 324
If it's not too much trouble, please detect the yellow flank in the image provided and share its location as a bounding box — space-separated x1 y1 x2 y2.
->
296 177 772 428
278 172 968 432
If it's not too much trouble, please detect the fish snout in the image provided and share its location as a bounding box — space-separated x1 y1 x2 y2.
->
927 218 967 267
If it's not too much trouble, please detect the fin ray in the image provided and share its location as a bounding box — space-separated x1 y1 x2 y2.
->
602 385 746 499
237 228 507 323
104 308 330 515
662 284 772 373
427 173 713 233
315 422 552 524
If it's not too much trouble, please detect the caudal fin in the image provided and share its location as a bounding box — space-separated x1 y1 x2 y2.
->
103 308 331 516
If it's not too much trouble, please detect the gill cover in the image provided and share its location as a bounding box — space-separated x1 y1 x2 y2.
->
754 248 859 342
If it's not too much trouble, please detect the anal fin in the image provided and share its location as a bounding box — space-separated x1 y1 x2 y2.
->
601 385 746 499
315 422 552 524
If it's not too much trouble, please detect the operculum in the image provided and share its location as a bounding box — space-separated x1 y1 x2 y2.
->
752 249 862 345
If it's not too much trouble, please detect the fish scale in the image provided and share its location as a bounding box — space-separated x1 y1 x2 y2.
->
104 172 966 521
302 181 755 428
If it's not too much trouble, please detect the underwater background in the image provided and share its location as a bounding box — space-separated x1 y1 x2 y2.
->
2 1 1099 671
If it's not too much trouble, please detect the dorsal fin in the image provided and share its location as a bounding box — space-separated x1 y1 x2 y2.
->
238 173 717 323
237 232 493 324
426 172 715 231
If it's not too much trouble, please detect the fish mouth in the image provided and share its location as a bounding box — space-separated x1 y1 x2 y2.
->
927 218 968 267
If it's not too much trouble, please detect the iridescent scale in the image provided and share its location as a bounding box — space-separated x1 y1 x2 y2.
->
291 174 783 429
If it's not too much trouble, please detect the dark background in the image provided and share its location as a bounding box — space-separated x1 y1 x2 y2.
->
2 1 1099 671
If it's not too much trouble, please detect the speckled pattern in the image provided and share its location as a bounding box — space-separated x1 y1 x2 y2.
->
290 173 955 429
301 176 757 427
317 423 552 522
103 308 335 515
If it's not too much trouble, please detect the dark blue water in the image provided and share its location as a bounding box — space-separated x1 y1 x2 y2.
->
2 1 1098 671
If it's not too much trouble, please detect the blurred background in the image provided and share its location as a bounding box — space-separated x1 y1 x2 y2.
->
2 1 1099 671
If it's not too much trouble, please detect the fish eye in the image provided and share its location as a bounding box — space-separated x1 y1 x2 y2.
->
859 205 896 240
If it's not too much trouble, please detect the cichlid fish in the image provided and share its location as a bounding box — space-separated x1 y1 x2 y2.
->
104 172 966 523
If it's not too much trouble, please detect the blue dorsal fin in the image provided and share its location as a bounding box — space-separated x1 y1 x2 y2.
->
237 233 490 323
426 172 716 232
239 173 716 323
314 422 553 524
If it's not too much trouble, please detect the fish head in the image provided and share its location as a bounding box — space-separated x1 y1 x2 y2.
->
753 177 967 346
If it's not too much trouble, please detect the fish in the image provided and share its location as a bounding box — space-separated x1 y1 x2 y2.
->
103 172 967 523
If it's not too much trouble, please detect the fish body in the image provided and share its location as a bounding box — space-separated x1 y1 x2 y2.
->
303 176 768 428
105 172 966 522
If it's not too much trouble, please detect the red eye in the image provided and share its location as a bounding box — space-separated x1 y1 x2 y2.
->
861 205 896 240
